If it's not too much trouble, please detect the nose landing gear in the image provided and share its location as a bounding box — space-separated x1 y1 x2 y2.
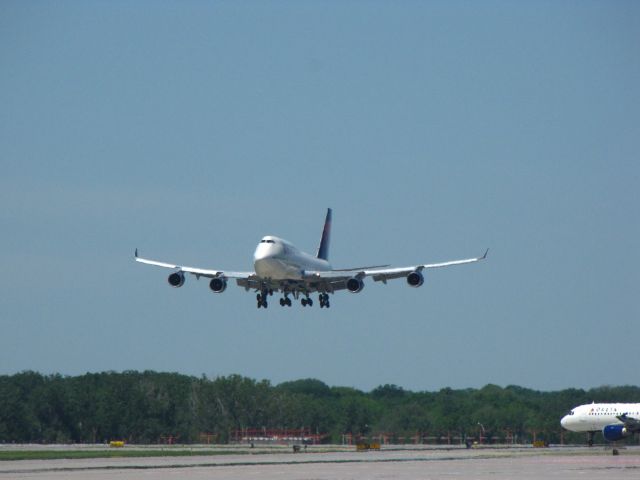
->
301 297 313 307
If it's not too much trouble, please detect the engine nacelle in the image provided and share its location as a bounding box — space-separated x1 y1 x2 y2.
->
209 277 227 293
168 271 185 288
603 424 629 442
346 277 365 293
406 270 424 288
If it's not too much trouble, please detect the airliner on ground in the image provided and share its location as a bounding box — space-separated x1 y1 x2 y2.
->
561 403 640 445
135 208 487 308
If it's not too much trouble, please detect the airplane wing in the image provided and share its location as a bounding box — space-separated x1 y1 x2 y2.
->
134 249 254 279
306 249 489 285
366 248 489 283
617 414 640 431
292 249 489 294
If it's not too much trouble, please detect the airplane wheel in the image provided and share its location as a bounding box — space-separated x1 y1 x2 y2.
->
326 302 330 308
301 299 307 307
257 301 261 309
256 293 262 301
280 298 285 306
308 298 313 307
319 294 329 308
286 298 292 307
262 300 268 308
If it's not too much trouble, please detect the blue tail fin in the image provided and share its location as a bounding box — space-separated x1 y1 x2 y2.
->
316 208 332 260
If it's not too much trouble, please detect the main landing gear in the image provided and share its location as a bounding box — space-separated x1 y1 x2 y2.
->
300 293 330 308
256 289 273 309
279 296 292 307
258 291 331 308
319 293 330 308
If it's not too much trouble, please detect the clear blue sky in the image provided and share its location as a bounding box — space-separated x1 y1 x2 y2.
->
2 0 638 392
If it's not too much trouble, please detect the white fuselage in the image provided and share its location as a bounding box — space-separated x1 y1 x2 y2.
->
561 403 640 432
253 236 331 280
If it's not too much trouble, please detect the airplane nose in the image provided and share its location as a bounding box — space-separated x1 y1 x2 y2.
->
560 415 569 429
253 241 284 261
254 244 271 261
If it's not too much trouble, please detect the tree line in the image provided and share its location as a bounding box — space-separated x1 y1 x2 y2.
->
1 371 638 444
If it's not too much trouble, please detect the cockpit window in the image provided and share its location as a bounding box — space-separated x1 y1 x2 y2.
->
260 239 276 244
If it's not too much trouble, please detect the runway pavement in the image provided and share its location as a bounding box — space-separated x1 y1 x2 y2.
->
1 444 638 479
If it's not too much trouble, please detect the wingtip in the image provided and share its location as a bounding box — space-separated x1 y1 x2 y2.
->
134 248 138 258
482 248 489 259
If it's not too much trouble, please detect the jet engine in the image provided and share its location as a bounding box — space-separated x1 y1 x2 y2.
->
168 271 185 288
346 277 364 293
603 425 629 442
209 277 227 293
406 270 424 288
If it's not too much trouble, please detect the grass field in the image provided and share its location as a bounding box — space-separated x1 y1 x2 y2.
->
0 444 350 462
0 448 246 461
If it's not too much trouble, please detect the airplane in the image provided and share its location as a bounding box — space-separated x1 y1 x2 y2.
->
561 402 640 446
135 208 488 309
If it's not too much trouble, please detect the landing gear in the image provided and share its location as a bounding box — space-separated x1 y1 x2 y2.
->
257 289 329 309
588 431 595 447
279 296 292 307
256 292 268 309
319 293 330 308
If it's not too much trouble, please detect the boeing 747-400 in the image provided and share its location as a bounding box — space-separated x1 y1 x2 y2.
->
135 208 487 308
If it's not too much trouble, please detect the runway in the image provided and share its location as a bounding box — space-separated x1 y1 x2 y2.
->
1 445 639 479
